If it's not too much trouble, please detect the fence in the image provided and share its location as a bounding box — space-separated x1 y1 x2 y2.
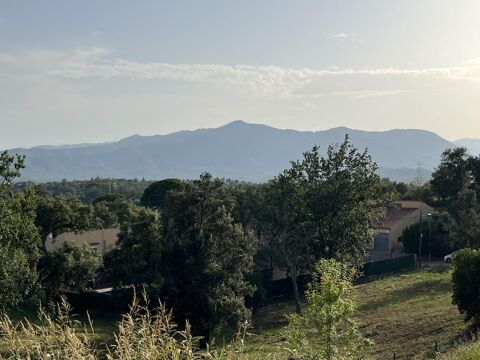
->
362 253 416 277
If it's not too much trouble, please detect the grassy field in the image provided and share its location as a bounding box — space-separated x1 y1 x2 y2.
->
439 341 480 360
240 265 468 359
4 265 473 359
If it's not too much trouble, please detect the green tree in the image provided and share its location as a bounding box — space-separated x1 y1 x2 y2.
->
0 151 40 309
0 151 25 192
34 194 98 253
263 137 387 314
161 173 258 342
303 138 387 264
452 248 480 328
401 212 453 257
41 242 102 297
104 208 164 287
93 194 139 227
446 189 480 249
140 178 187 208
229 183 263 235
431 147 472 207
262 164 312 314
284 259 371 360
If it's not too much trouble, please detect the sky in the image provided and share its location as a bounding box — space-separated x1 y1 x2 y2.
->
1 0 480 148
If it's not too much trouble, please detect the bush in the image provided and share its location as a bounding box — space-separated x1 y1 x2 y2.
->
452 248 480 327
401 213 453 257
284 259 371 360
244 273 267 311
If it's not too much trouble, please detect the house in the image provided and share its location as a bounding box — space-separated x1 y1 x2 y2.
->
45 228 120 255
370 200 434 260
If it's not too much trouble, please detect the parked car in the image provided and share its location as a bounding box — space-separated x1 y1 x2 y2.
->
444 251 457 263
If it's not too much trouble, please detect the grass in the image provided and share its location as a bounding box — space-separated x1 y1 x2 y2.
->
439 341 480 360
4 305 119 352
241 265 467 359
355 266 465 359
2 265 471 359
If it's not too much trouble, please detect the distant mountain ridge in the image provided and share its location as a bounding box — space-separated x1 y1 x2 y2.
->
454 138 480 156
5 120 467 183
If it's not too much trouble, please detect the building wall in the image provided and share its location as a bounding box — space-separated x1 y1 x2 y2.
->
46 228 120 255
390 203 434 248
372 201 434 257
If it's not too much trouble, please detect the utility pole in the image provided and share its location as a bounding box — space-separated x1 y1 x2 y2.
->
428 213 432 266
418 210 423 266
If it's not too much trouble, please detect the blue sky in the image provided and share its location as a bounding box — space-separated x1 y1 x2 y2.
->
1 1 480 148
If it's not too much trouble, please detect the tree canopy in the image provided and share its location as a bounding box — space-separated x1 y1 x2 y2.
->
0 151 40 309
140 178 187 208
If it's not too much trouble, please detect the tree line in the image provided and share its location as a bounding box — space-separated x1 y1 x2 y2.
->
0 136 389 340
3 138 480 341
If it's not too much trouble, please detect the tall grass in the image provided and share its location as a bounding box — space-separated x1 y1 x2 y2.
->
0 292 254 360
438 340 480 360
0 297 97 359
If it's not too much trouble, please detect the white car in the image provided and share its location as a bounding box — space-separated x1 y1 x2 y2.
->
444 251 457 263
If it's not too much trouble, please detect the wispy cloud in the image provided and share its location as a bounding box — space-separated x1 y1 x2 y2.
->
324 33 366 43
44 48 480 99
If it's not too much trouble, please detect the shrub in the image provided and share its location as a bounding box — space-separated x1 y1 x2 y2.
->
452 248 480 327
284 259 371 360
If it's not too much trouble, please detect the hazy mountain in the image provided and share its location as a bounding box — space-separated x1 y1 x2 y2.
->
454 138 480 156
6 120 456 183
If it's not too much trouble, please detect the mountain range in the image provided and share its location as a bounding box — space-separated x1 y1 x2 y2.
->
6 121 480 183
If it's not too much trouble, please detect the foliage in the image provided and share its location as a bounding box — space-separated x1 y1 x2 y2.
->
40 242 102 297
34 193 99 252
15 178 153 203
445 189 480 249
0 151 25 192
452 248 480 326
401 212 453 257
229 183 264 235
0 293 253 360
261 136 387 313
105 291 200 360
104 208 164 287
160 173 258 339
140 178 187 208
105 174 258 339
284 259 371 360
431 148 472 205
398 182 435 205
429 148 480 250
439 341 480 360
302 136 387 264
262 164 311 314
430 147 480 208
0 298 97 359
93 194 139 227
0 152 40 309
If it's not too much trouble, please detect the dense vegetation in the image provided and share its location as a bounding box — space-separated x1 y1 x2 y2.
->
2 139 480 358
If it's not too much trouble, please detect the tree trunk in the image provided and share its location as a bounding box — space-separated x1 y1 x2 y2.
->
290 270 302 314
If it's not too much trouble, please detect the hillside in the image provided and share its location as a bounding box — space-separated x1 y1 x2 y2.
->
243 266 465 359
4 266 468 359
7 121 456 182
454 138 480 156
